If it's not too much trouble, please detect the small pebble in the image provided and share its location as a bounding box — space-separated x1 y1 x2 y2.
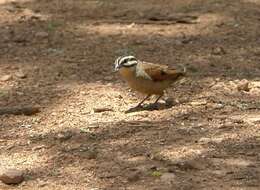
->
127 171 140 182
212 47 226 55
15 71 27 79
237 80 250 92
35 31 49 38
93 108 113 113
56 132 72 141
160 173 176 184
0 169 24 185
0 75 12 81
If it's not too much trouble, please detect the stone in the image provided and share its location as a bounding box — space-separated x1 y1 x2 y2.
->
237 80 250 92
211 170 226 178
127 171 140 182
104 76 113 81
79 149 98 159
212 47 226 55
212 103 224 109
32 145 46 151
126 23 136 28
35 31 49 38
165 97 175 106
0 169 24 185
0 75 12 81
15 71 27 79
199 137 223 144
160 173 176 184
56 132 72 141
93 107 113 113
13 35 27 43
37 179 48 187
5 5 17 12
171 159 205 171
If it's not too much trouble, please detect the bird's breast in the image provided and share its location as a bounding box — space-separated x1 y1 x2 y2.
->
119 68 171 95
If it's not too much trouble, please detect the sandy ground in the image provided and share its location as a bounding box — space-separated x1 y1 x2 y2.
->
0 0 260 189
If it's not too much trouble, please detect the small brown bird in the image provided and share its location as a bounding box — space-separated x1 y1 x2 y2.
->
114 55 186 107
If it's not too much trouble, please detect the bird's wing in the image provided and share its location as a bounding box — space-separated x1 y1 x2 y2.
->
137 61 184 82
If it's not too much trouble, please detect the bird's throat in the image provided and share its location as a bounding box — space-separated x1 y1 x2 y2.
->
119 67 135 80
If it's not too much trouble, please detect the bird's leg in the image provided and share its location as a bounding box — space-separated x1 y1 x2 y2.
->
136 94 151 107
154 95 163 104
145 95 163 110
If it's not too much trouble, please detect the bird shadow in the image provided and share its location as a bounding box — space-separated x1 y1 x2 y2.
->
124 102 174 113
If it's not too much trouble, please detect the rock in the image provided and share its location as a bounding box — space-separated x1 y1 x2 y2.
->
30 15 43 20
0 75 12 81
212 47 226 55
160 173 176 184
93 107 113 113
198 137 211 144
56 132 72 141
170 160 205 171
190 100 207 106
2 35 10 43
104 76 113 81
35 31 49 38
0 106 40 116
237 80 250 92
244 115 260 124
165 97 175 106
79 148 98 159
15 71 27 79
38 181 48 187
13 35 27 43
127 171 140 182
37 179 48 187
211 170 226 178
32 145 46 151
126 23 136 28
219 122 234 130
212 103 224 109
5 5 17 12
0 169 24 185
199 137 223 144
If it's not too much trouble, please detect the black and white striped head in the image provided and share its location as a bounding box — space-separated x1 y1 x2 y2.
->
114 55 138 71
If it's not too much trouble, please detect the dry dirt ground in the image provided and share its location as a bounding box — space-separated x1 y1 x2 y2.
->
0 0 260 189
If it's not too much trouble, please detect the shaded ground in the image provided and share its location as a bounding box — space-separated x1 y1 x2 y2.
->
0 0 260 189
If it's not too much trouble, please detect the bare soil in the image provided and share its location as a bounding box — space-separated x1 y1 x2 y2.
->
0 0 260 189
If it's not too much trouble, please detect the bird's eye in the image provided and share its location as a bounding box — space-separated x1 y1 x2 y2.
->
121 59 128 64
129 58 137 62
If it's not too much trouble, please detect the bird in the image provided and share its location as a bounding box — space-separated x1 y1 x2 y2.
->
114 55 186 108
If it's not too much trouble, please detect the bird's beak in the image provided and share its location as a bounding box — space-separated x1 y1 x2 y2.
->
114 64 121 72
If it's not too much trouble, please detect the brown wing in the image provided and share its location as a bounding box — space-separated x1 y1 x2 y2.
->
138 62 185 82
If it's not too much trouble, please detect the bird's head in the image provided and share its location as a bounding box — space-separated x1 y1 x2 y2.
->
114 55 138 71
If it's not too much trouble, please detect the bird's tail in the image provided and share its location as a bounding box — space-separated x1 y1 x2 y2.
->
167 68 186 81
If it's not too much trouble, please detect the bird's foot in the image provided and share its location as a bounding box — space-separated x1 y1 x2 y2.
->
124 104 144 113
147 103 160 110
